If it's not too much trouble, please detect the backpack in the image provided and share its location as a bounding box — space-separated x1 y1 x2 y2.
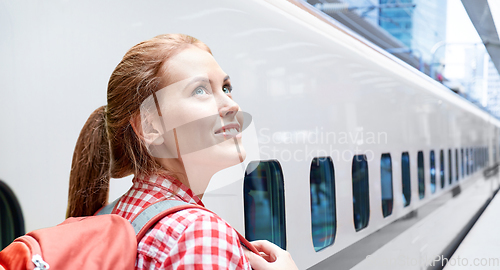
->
0 199 258 270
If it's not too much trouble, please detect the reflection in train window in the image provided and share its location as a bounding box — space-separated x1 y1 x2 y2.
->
244 160 286 249
380 154 393 217
455 149 459 181
440 150 445 188
309 157 336 252
430 150 436 193
401 152 411 207
448 149 453 185
0 180 25 250
352 155 369 231
417 151 425 199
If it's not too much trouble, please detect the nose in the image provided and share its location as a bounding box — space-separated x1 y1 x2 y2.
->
217 94 240 118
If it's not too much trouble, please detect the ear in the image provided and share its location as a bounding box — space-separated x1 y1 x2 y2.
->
130 113 164 146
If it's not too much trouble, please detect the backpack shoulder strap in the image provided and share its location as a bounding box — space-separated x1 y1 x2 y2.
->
133 200 260 255
96 197 122 216
131 199 188 239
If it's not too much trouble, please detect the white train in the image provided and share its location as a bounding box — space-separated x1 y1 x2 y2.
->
1 0 499 269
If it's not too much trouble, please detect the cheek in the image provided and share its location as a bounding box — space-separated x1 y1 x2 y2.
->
163 101 218 131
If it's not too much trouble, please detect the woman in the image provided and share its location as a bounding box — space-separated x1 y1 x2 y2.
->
66 34 297 270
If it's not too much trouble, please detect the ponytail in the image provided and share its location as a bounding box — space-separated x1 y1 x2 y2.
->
66 106 110 217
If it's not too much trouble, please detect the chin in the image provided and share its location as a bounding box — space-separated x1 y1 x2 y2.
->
215 139 246 167
188 138 246 170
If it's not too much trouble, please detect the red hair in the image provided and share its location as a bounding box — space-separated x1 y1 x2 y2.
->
66 34 211 217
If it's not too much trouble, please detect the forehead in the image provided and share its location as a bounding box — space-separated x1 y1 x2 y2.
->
162 46 224 86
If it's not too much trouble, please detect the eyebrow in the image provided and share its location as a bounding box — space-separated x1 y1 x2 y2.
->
185 75 231 87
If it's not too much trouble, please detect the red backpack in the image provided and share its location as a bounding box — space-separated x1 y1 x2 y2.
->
0 199 257 270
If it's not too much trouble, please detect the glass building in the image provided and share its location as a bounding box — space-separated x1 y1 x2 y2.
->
379 0 414 48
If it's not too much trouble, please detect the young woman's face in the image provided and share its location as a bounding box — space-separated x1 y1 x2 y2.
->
144 45 246 181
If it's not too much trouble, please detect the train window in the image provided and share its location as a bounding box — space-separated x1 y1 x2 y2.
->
475 148 477 171
479 148 482 168
440 150 445 188
465 148 470 175
478 148 481 168
461 148 465 177
244 160 286 249
492 146 495 164
478 148 481 169
430 150 436 193
455 149 459 181
485 147 488 166
484 146 490 166
476 148 478 169
401 152 411 207
480 148 483 168
380 153 393 217
483 147 486 167
0 180 25 250
483 148 485 167
477 148 480 170
483 146 488 167
492 146 497 164
481 148 483 168
352 155 370 231
309 157 336 252
472 148 475 173
481 147 486 168
471 148 474 172
417 151 425 199
471 148 473 173
448 149 453 185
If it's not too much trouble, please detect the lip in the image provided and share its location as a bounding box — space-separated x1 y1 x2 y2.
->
214 122 242 139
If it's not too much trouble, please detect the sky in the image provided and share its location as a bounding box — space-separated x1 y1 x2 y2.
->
444 0 482 80
489 0 500 32
443 0 500 99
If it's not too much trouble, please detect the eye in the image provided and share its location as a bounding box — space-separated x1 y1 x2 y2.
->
223 85 232 94
192 86 208 96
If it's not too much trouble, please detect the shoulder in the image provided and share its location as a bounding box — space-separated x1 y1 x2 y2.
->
150 208 240 248
137 207 251 269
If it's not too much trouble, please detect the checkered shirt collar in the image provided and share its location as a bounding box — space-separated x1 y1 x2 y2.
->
133 173 204 206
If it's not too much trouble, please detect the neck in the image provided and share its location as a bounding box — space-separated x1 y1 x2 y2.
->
155 157 216 200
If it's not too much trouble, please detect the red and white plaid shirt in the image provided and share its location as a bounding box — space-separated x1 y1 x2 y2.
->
112 174 252 270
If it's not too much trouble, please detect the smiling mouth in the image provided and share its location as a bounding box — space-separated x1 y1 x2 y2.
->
214 124 241 138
